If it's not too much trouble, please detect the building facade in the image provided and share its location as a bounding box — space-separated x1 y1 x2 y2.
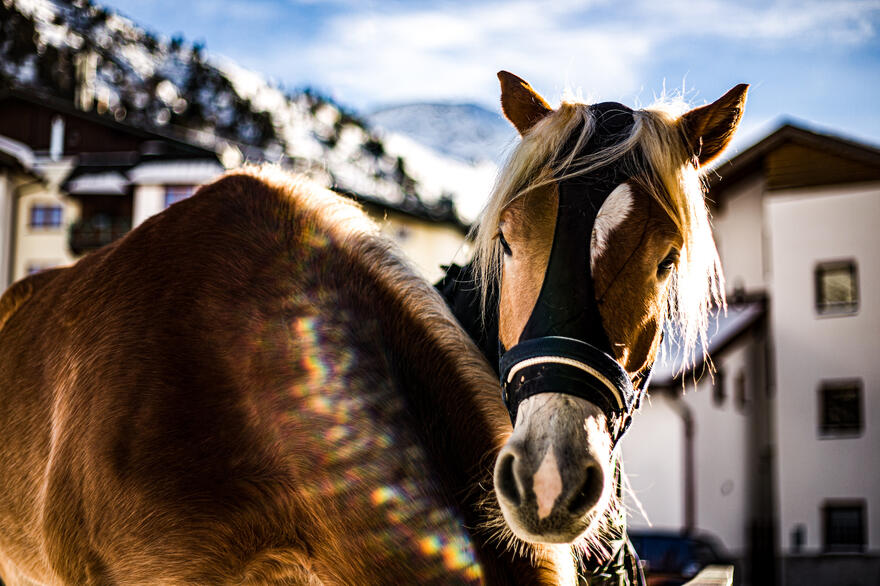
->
623 123 880 585
0 89 469 290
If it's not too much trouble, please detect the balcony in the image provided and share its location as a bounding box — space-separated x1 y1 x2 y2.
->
69 216 132 256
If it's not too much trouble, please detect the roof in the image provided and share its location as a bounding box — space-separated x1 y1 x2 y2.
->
708 122 880 195
0 87 219 160
0 135 35 171
127 160 225 185
336 188 470 234
650 297 766 389
66 171 129 195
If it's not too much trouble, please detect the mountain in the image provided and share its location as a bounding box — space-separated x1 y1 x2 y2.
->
365 103 519 222
368 103 515 165
0 0 456 217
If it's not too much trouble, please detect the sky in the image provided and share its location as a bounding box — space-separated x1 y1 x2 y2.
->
101 0 880 153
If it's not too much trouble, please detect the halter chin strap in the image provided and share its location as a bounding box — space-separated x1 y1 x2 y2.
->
498 102 652 446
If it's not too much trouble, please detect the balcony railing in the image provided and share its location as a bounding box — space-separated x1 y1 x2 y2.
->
69 217 132 256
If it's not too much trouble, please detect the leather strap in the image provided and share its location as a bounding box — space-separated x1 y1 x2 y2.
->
499 336 634 425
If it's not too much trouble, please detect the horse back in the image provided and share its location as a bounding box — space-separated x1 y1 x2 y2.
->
0 168 549 584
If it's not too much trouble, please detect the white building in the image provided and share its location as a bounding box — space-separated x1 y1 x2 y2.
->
0 88 468 291
623 122 880 585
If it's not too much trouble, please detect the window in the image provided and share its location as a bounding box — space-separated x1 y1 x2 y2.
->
823 501 866 552
164 186 195 208
712 367 726 406
29 205 63 228
734 370 748 411
819 380 863 437
815 260 858 315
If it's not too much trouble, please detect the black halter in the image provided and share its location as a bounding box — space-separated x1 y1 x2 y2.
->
498 102 651 446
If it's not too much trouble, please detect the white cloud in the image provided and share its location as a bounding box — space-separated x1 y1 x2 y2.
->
231 0 880 110
636 0 878 44
290 1 653 109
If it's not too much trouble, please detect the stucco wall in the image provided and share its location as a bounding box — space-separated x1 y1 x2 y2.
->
0 170 13 291
766 183 880 555
713 172 767 294
376 213 468 282
624 340 754 557
132 184 166 227
684 343 752 555
623 393 686 531
13 158 80 283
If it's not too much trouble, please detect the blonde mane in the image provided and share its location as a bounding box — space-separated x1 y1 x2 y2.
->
472 98 724 370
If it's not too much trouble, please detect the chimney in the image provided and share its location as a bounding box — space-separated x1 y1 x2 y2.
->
50 115 65 161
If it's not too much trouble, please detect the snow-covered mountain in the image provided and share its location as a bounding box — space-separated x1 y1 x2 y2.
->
368 103 515 165
366 103 519 222
1 0 464 216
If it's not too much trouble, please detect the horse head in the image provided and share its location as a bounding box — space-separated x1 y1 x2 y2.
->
473 72 748 548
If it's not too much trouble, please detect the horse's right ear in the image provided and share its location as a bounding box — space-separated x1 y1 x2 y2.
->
498 71 553 135
680 83 749 167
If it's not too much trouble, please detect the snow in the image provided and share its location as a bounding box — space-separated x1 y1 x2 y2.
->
368 103 516 165
66 171 129 195
127 160 224 185
379 132 497 223
9 0 495 225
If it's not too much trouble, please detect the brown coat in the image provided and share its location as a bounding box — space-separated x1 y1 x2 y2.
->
0 167 568 584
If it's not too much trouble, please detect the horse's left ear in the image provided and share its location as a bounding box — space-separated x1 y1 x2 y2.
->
498 71 553 135
680 83 749 166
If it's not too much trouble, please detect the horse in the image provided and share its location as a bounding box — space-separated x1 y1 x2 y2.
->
0 167 575 584
0 70 747 585
438 72 747 583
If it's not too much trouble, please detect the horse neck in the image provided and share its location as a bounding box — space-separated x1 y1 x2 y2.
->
360 257 573 584
435 262 499 374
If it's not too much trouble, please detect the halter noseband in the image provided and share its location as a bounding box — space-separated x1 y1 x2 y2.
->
498 102 652 446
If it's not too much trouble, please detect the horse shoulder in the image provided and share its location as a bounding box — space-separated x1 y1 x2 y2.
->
0 267 65 331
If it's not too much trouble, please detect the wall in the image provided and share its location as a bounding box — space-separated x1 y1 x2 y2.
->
624 339 755 558
376 212 469 282
13 158 79 282
766 182 880 557
713 172 768 294
684 342 753 556
0 170 13 291
132 184 166 227
623 393 686 530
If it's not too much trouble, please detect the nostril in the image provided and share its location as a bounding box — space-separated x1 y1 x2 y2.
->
566 462 605 517
494 452 522 508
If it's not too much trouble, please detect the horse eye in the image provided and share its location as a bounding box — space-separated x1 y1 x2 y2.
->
657 250 679 275
498 231 513 256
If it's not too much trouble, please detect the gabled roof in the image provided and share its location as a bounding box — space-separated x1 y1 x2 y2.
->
335 187 469 234
650 296 766 389
709 122 880 193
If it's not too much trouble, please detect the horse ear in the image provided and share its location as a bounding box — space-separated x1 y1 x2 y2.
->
498 71 553 135
680 83 749 166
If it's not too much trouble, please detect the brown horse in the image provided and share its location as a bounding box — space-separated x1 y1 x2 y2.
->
439 72 747 582
0 168 573 584
0 71 746 584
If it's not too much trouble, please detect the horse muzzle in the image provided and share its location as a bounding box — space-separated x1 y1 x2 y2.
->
493 391 613 543
492 336 635 543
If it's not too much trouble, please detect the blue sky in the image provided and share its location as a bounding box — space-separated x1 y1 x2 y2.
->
103 0 880 152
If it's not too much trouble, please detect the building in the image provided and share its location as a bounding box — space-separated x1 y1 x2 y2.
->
0 134 42 293
623 122 880 585
0 88 469 290
0 88 224 285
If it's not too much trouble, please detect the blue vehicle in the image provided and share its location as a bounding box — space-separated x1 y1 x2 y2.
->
628 530 737 585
